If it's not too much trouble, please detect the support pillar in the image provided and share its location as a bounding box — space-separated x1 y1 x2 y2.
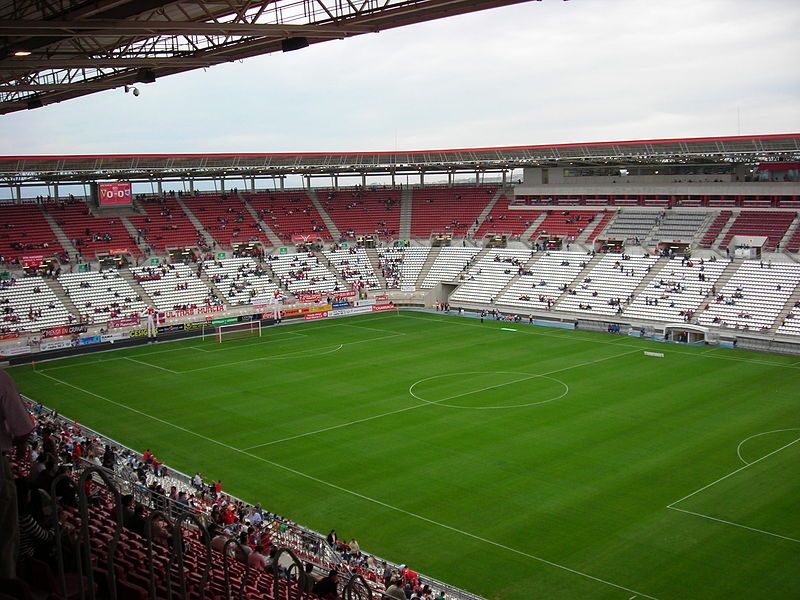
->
420 171 425 186
251 177 256 192
391 170 396 187
476 171 481 185
53 183 59 202
280 176 285 190
448 171 453 187
189 179 195 194
220 177 226 193
502 170 507 186
361 172 366 188
157 180 163 195
15 185 22 201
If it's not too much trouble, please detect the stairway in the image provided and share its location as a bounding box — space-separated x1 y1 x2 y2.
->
237 191 282 247
691 211 717 247
468 189 503 237
120 216 150 255
306 190 341 240
690 259 741 321
520 212 548 242
779 212 800 252
176 197 217 249
627 256 666 299
413 246 441 287
712 210 739 248
553 252 605 308
44 278 80 318
577 211 613 244
315 250 350 290
771 280 800 333
40 207 78 257
493 251 539 301
364 248 388 288
399 187 413 240
118 269 156 305
196 268 230 308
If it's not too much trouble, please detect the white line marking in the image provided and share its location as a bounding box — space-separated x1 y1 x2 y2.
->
667 506 800 544
338 323 405 335
667 436 800 508
735 428 800 465
31 370 661 600
244 348 638 450
124 356 179 374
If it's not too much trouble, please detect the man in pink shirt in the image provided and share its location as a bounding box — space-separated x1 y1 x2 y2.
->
0 369 35 578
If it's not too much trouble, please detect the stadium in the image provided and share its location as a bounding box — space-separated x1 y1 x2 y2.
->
1 2 799 600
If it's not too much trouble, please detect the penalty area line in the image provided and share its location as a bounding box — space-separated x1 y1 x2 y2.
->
30 369 661 600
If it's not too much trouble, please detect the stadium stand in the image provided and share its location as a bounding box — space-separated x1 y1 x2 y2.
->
202 257 280 305
650 211 709 241
602 210 661 242
473 196 537 238
0 202 63 264
44 201 141 258
182 194 270 248
697 260 800 331
718 211 796 250
776 305 800 336
318 188 401 239
0 276 72 332
530 210 601 241
245 191 332 242
420 247 480 289
131 263 221 311
376 247 431 289
699 211 732 247
269 252 341 295
59 270 148 323
127 196 203 252
411 186 496 238
322 248 380 290
622 258 730 323
584 211 614 243
498 251 592 311
449 249 533 304
556 253 660 316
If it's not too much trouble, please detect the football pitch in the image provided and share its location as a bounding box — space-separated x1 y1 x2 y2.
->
9 311 800 600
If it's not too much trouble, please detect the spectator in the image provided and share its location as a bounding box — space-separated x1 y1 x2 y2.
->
0 369 35 578
312 569 340 600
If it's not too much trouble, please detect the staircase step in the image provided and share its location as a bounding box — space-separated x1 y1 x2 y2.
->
307 190 341 240
238 191 282 247
175 197 217 250
399 188 413 240
43 278 79 319
520 212 549 241
468 189 504 238
40 207 78 257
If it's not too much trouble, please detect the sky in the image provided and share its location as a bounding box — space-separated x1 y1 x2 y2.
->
1 0 799 155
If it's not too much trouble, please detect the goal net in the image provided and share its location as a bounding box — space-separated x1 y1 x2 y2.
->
216 321 262 343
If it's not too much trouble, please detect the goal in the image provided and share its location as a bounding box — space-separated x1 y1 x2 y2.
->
215 321 262 343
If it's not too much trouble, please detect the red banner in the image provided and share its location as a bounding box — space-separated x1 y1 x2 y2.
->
108 315 141 329
291 234 322 244
108 247 129 255
298 293 322 303
371 303 395 312
375 294 389 302
281 305 332 318
43 324 88 338
135 274 162 282
22 255 45 268
333 290 356 299
0 331 20 341
303 311 329 321
98 181 132 206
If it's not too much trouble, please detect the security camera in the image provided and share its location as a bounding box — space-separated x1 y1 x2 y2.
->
133 87 140 97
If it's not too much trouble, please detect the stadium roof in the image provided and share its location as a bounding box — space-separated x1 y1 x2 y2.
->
0 0 532 115
1 133 799 185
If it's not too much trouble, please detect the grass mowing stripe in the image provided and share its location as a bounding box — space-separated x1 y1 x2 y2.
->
33 367 662 600
400 313 800 369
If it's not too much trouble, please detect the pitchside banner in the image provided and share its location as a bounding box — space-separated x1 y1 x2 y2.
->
43 324 88 338
97 181 132 206
108 315 141 329
304 311 328 321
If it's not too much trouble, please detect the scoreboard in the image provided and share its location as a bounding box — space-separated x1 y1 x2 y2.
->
97 181 132 206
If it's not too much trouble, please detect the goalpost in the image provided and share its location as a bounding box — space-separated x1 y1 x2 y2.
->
215 321 262 343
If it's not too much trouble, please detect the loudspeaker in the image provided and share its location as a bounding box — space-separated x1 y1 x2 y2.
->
281 37 309 52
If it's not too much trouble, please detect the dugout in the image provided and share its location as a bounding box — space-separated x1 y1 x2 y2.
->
664 323 708 344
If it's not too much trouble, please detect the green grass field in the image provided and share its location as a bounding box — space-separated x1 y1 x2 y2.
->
8 311 800 600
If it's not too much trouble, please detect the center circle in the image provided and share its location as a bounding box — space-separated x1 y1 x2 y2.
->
409 371 569 410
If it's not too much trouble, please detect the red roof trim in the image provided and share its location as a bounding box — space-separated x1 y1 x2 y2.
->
1 133 798 162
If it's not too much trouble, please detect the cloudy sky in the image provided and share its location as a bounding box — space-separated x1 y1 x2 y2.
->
1 0 799 155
